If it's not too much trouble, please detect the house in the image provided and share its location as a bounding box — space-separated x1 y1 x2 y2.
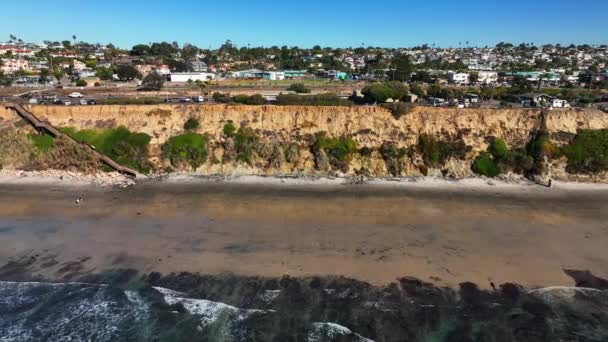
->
550 98 570 108
73 60 87 71
477 71 498 84
76 69 96 78
520 94 553 107
283 70 308 79
170 72 215 82
229 69 264 79
135 64 154 76
0 58 31 73
448 72 469 85
263 71 285 81
189 60 208 72
155 65 171 76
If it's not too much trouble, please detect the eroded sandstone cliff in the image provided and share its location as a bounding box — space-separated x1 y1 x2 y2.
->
1 104 607 181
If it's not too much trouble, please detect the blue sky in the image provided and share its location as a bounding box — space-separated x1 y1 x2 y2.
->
2 0 607 48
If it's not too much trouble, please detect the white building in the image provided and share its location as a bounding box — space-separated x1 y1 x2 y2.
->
448 72 469 85
0 58 30 73
477 71 498 84
170 72 215 82
263 71 285 80
550 99 570 108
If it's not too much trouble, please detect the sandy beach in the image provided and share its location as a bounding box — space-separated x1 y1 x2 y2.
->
1 175 607 288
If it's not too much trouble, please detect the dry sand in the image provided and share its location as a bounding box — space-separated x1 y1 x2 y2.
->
1 178 607 288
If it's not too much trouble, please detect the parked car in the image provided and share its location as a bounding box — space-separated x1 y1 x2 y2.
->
180 97 192 103
64 101 72 106
79 99 88 105
87 99 97 105
193 96 205 103
53 98 63 105
68 92 83 98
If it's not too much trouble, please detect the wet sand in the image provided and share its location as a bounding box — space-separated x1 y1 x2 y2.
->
0 183 607 287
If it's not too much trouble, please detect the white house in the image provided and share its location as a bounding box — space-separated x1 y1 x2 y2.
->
550 99 570 108
477 71 498 84
0 58 31 73
170 72 215 82
448 72 469 85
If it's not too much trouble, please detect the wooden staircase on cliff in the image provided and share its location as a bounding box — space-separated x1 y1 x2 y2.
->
5 103 139 177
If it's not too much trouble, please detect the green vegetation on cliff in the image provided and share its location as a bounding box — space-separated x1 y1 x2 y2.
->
417 134 469 168
472 152 500 177
61 126 152 173
29 133 55 152
162 133 209 170
234 127 259 164
313 134 358 162
563 129 608 174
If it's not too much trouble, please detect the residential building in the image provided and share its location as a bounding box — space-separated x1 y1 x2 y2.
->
448 72 470 85
0 58 31 73
170 72 215 82
263 71 285 80
189 60 208 72
476 71 498 84
73 60 87 71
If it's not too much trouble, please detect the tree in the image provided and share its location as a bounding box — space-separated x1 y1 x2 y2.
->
361 82 409 103
62 40 72 49
511 76 533 94
53 69 65 83
95 67 114 80
390 54 413 81
39 69 51 83
0 71 12 86
469 72 479 84
130 44 151 56
116 65 141 81
140 72 164 90
287 83 311 93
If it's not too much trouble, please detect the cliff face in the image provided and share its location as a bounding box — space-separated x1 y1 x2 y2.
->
1 104 607 180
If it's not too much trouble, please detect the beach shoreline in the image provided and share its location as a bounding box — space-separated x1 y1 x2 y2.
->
2 169 608 196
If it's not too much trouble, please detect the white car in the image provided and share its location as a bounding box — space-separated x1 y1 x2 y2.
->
64 101 72 106
68 92 83 98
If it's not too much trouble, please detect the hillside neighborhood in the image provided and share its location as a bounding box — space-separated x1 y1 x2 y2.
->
1 37 608 109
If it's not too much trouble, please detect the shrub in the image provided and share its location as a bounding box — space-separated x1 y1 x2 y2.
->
472 152 500 177
61 126 152 173
380 142 409 176
234 127 258 164
381 102 416 119
75 80 87 87
313 134 358 163
140 72 164 91
417 134 469 167
276 93 352 106
29 133 54 152
563 129 608 174
362 82 409 103
183 117 200 131
223 122 237 137
233 94 266 105
100 97 162 105
162 133 209 169
213 92 232 103
287 83 311 94
527 132 562 161
489 138 509 159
